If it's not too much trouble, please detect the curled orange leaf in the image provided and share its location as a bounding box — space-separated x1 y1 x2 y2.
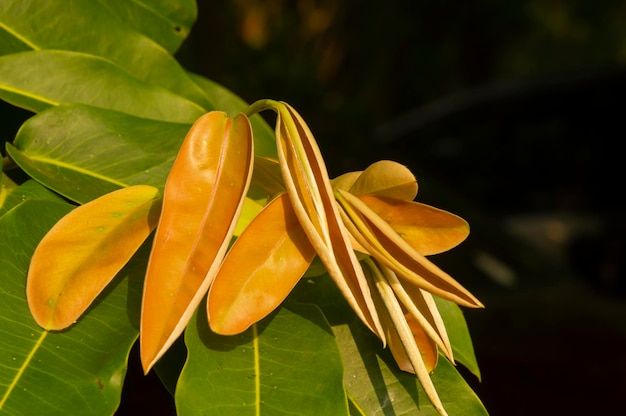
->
140 111 253 372
27 185 161 330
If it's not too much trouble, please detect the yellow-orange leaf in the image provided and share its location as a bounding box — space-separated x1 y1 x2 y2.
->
275 102 384 341
387 312 439 374
358 194 469 255
27 185 161 330
349 160 418 201
208 193 316 335
140 111 253 372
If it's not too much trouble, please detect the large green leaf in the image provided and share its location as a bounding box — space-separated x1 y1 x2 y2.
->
0 199 144 415
176 302 349 416
336 319 488 416
0 0 209 107
0 179 63 217
0 50 205 122
99 0 197 54
6 104 191 203
290 275 487 415
434 296 481 380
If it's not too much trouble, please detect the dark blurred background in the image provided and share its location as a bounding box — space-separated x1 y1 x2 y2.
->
172 1 626 415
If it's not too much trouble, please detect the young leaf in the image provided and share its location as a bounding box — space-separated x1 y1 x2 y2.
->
357 194 469 256
208 193 316 335
140 111 254 372
26 185 161 330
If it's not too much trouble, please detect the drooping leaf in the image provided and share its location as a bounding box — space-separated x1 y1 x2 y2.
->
177 303 350 416
349 160 418 201
337 190 482 309
99 0 197 54
208 193 316 335
358 194 469 256
141 112 254 372
27 185 161 330
273 101 384 341
0 50 205 122
0 0 209 107
0 199 143 415
7 104 191 203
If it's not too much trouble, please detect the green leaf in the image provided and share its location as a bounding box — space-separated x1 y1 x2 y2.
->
0 199 144 415
336 319 488 416
7 104 191 203
434 296 481 380
0 179 63 218
176 302 350 416
99 0 197 54
0 50 205 122
290 275 487 415
189 73 278 158
0 0 209 107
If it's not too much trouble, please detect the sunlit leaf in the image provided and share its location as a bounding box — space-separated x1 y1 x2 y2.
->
27 185 161 330
208 193 316 335
0 200 143 415
0 0 209 107
0 50 205 122
358 195 469 255
141 111 254 372
273 101 384 341
7 104 191 203
177 303 350 416
349 160 418 201
337 190 482 309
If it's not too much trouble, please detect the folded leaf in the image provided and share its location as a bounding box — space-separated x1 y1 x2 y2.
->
27 185 161 330
337 190 482 309
208 193 316 335
140 111 254 372
274 102 385 341
358 195 469 255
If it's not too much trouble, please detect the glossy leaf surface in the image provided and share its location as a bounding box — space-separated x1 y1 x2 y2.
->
0 200 143 415
99 0 197 53
0 50 205 122
27 185 161 330
274 102 384 341
177 303 349 416
0 0 209 107
208 193 316 335
290 275 486 416
7 104 191 203
358 195 469 256
141 112 254 372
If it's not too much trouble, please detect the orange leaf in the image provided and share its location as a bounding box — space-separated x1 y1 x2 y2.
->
208 193 316 335
337 190 482 309
27 185 161 330
387 312 439 374
140 112 254 372
349 160 418 201
358 194 469 255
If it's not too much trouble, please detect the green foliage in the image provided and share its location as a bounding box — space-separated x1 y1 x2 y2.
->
0 1 487 414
